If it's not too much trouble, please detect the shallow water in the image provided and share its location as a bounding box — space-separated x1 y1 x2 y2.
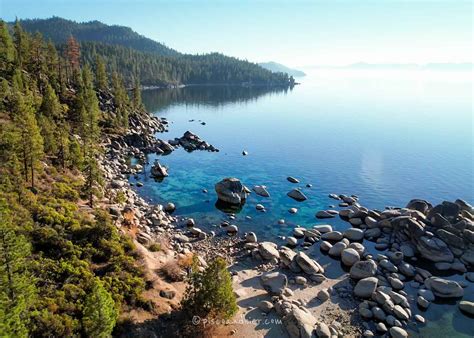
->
134 69 474 336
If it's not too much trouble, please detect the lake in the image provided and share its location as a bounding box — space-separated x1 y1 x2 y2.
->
134 68 473 337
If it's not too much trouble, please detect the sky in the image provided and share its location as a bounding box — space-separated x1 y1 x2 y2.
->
1 0 472 67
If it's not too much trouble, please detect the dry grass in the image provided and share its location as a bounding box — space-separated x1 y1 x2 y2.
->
159 260 185 282
177 253 195 268
158 253 194 283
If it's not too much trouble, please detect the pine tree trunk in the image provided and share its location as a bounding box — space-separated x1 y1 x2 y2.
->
30 156 35 189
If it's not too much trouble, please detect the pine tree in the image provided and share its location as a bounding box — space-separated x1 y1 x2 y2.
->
13 21 29 69
81 66 101 206
45 40 60 90
82 278 117 338
0 20 15 75
111 71 129 129
132 75 142 109
181 257 237 321
38 83 60 155
95 55 108 91
11 89 44 188
0 198 36 337
65 35 80 80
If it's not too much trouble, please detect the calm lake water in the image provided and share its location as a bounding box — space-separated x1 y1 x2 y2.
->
135 69 473 337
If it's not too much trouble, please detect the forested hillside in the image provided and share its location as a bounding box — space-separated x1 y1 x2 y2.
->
0 20 148 336
16 16 179 56
16 17 295 87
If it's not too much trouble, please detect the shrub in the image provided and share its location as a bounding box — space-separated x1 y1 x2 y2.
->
82 278 118 338
114 191 127 204
52 182 79 201
160 259 185 282
148 243 161 252
181 257 237 322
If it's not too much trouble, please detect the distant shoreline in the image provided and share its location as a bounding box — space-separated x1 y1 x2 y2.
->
141 82 299 91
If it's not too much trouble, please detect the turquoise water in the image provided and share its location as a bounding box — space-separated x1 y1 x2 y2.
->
135 69 473 336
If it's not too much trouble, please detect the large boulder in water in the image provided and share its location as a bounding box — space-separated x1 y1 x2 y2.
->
150 160 168 177
253 185 270 197
215 177 249 205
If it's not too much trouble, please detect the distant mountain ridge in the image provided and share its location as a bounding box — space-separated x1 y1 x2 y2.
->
259 61 306 77
15 16 179 57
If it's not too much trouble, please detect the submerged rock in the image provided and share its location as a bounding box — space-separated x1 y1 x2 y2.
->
287 176 300 183
316 210 336 219
253 185 270 197
287 189 308 201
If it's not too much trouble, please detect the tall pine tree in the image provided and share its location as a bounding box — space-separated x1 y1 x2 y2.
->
111 71 130 129
0 20 15 75
81 66 101 206
11 89 44 189
95 55 108 91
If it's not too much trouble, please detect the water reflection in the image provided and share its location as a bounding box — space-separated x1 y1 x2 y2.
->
142 85 292 111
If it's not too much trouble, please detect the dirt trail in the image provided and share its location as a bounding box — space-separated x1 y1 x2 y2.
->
121 239 187 323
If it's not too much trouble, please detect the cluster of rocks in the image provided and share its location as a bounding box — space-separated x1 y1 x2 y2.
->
215 176 310 210
316 194 360 218
100 101 474 337
257 271 350 338
169 131 219 152
335 198 474 269
316 197 474 334
99 105 237 263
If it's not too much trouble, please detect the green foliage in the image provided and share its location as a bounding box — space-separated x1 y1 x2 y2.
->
82 278 118 338
114 191 127 204
181 257 237 322
148 243 162 252
10 88 44 188
15 17 294 87
0 20 15 74
111 71 130 129
0 22 146 337
0 198 36 337
95 55 108 91
132 75 142 109
52 182 80 201
18 16 179 57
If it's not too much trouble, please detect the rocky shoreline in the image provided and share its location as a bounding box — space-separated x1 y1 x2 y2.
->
98 107 473 338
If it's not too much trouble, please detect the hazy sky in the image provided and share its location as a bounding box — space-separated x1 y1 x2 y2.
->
1 0 472 67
